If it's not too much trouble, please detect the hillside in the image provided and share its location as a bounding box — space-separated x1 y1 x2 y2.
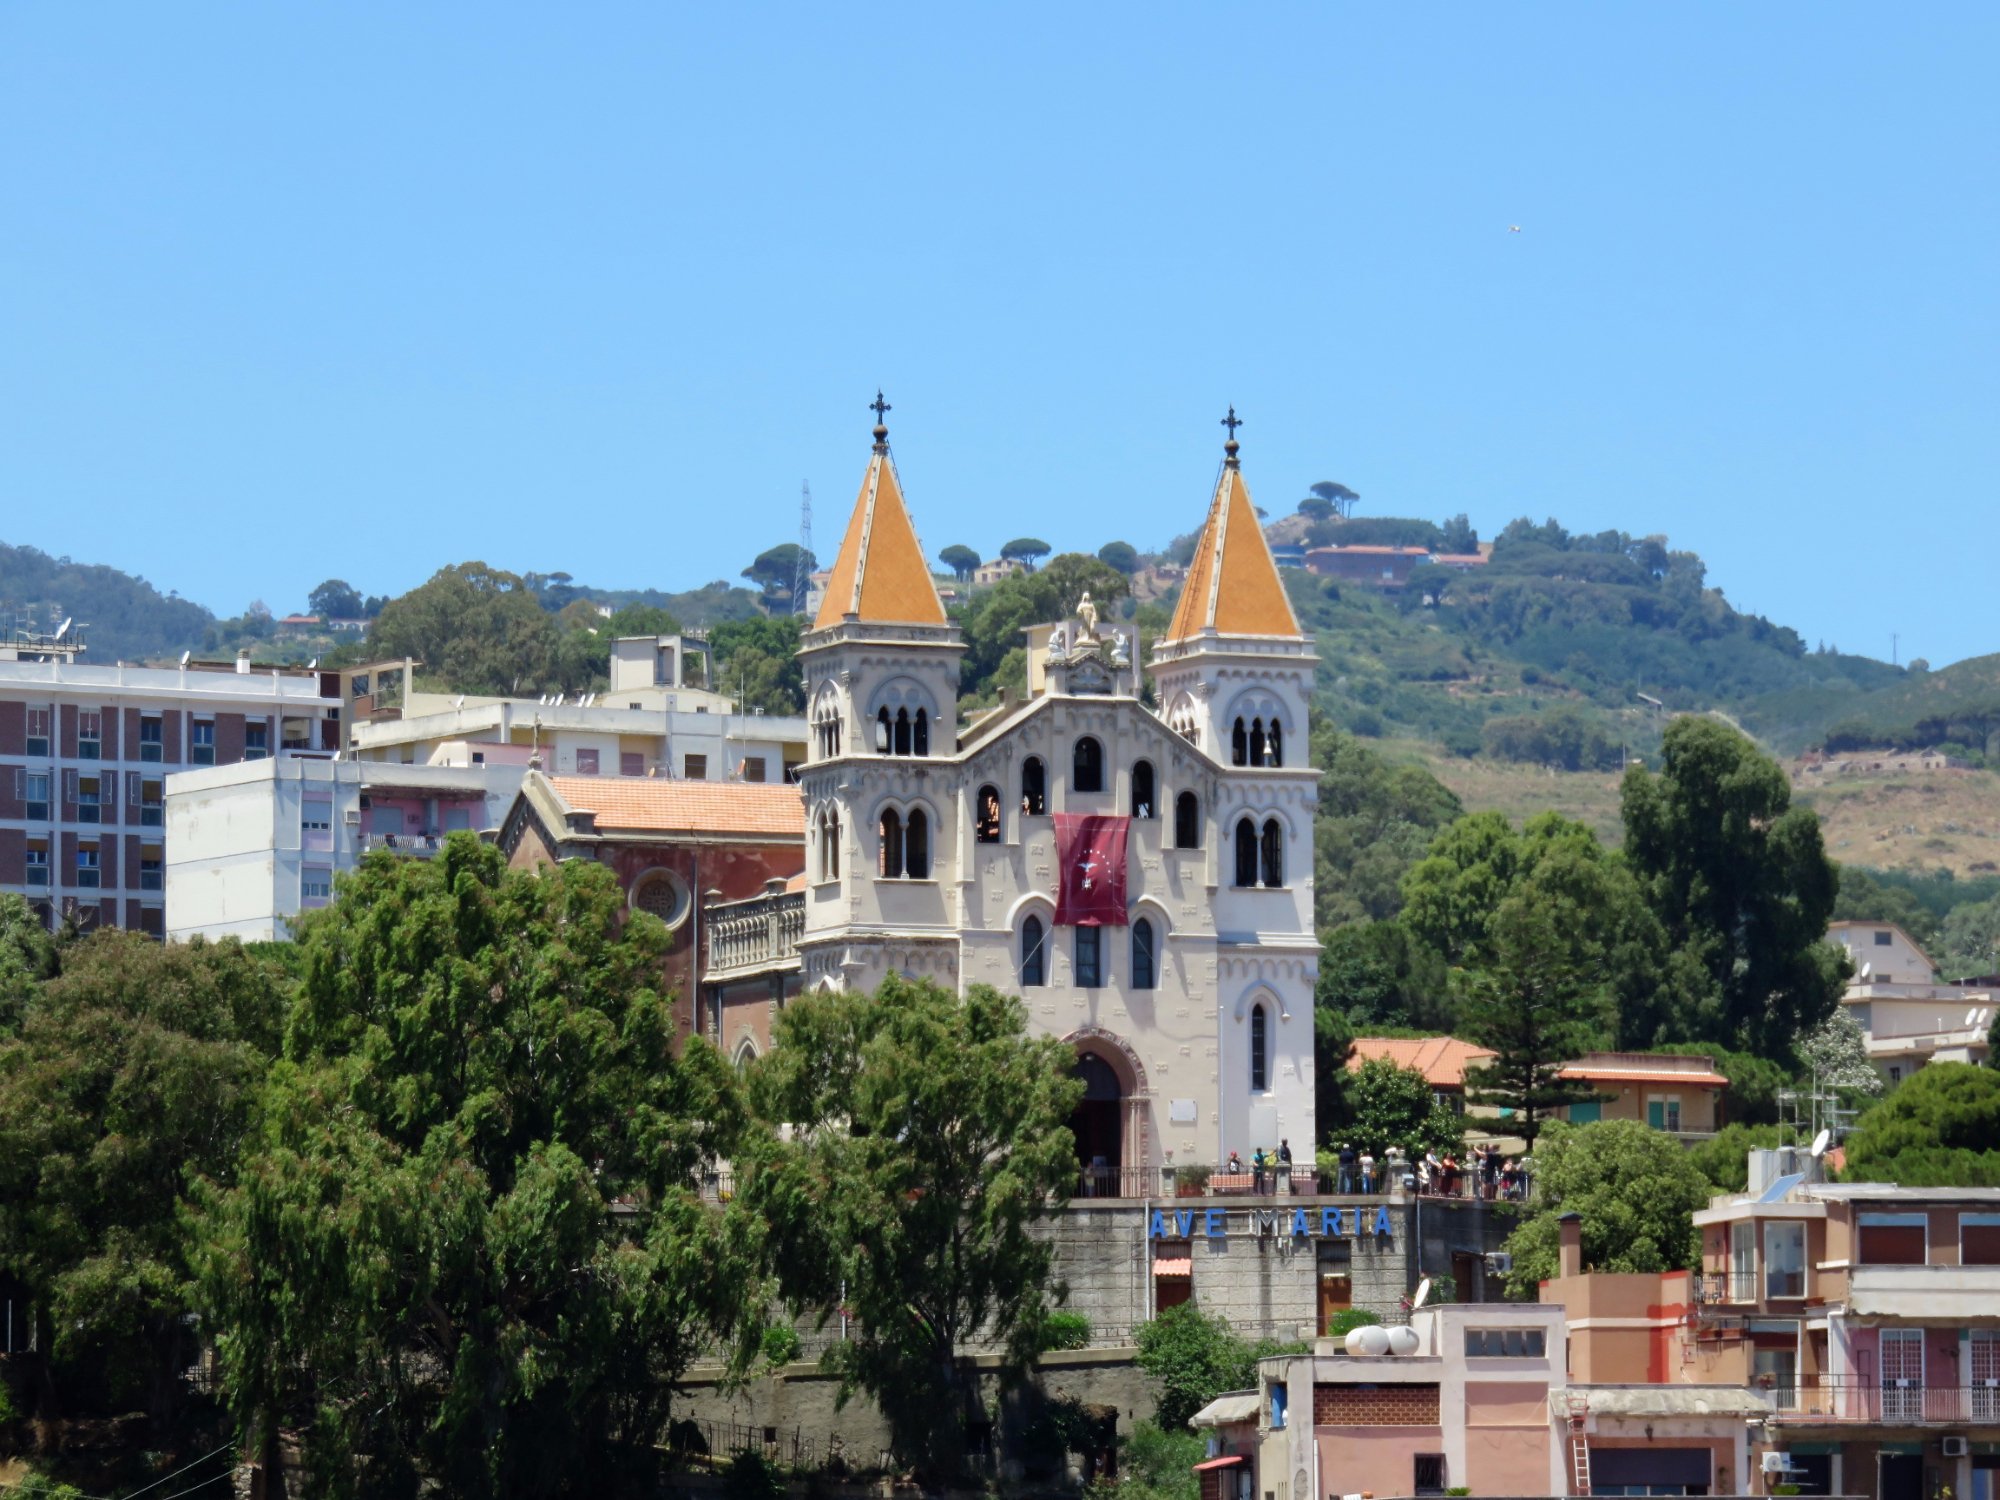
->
0 542 213 662
1797 765 2000 877
1740 653 2000 759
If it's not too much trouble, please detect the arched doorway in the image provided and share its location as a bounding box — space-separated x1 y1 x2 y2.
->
1071 1052 1124 1198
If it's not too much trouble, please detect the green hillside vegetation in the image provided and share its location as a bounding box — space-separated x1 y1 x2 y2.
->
1743 652 2000 762
0 542 213 662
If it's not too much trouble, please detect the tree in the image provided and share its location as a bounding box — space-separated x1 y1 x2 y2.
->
1439 514 1478 554
1621 717 1847 1054
1315 919 1452 1033
1459 896 1608 1147
1796 1011 1884 1100
1328 1057 1465 1160
1000 537 1053 571
1133 1304 1304 1432
1840 1064 2000 1186
955 554 1131 703
741 543 815 602
1309 481 1359 516
0 893 58 1036
1830 867 1942 953
188 839 758 1498
307 579 365 620
1310 724 1464 930
1939 894 2000 979
709 615 806 715
368 562 564 697
740 976 1081 1483
0 932 288 1422
1297 496 1335 522
1097 541 1140 575
1499 1121 1711 1295
938 544 981 582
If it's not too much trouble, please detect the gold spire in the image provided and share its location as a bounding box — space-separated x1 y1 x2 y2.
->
1161 412 1303 644
812 395 948 630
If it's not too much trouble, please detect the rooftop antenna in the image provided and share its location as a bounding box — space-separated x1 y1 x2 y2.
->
794 480 814 617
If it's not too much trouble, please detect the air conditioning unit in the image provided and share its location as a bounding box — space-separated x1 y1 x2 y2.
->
1485 1252 1514 1273
1762 1453 1802 1475
343 809 360 824
1942 1437 1970 1459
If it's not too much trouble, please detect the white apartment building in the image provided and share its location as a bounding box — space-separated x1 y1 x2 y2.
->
1829 919 1995 1078
165 757 524 941
0 635 340 936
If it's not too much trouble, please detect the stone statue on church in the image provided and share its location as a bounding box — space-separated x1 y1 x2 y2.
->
1076 591 1100 643
1110 630 1130 667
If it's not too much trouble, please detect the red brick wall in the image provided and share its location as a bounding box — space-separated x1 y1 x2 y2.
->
215 713 245 765
59 705 78 758
97 837 118 891
0 766 19 820
0 702 23 756
0 829 21 885
161 710 182 762
99 708 120 761
60 831 76 890
1314 1384 1442 1425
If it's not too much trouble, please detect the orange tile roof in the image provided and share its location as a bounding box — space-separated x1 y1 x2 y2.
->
1347 1036 1496 1088
1558 1064 1730 1088
1162 458 1303 644
813 435 947 630
548 776 805 839
1307 545 1432 558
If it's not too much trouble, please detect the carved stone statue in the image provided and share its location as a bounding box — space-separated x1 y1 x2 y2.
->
1076 591 1100 642
1110 630 1130 666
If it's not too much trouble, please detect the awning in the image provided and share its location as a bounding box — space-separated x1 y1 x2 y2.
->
1190 1393 1261 1428
1154 1257 1193 1277
1192 1456 1245 1472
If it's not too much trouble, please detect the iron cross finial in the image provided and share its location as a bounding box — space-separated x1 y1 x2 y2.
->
870 391 892 423
1220 405 1243 440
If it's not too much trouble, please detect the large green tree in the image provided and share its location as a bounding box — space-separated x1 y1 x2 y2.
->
1499 1120 1711 1295
1621 717 1846 1054
740 976 1081 1483
938 544 981 582
1327 1057 1465 1160
0 932 288 1421
368 562 564 697
1133 1304 1305 1432
708 614 806 716
956 553 1131 702
1310 725 1463 930
1840 1064 2000 1186
0 892 59 1035
188 839 758 1499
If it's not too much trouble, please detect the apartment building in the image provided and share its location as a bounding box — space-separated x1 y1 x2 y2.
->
0 635 339 936
1829 921 1995 1078
164 757 524 941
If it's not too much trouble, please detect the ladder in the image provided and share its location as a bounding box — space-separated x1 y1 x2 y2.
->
1560 1390 1590 1495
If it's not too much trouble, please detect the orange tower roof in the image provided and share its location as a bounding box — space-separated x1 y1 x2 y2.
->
813 402 947 630
1162 432 1303 644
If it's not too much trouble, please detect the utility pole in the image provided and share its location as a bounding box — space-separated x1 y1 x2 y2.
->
1891 632 1899 667
793 482 814 617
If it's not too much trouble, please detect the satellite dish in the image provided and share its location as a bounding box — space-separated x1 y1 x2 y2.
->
1412 1277 1433 1310
54 618 71 641
1968 1009 1980 1028
179 650 191 666
1860 962 1873 980
454 695 465 709
1810 1128 1831 1159
307 656 319 669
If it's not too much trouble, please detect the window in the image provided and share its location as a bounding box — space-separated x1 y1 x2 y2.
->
1961 1213 2000 1266
1231 717 1249 766
741 757 768 783
25 844 49 887
244 722 269 761
818 808 841 881
78 776 101 824
1250 717 1268 766
1132 760 1155 819
1266 720 1283 767
620 751 644 777
190 720 216 765
1132 919 1156 990
1730 1221 1756 1301
1073 737 1104 793
140 848 164 892
1234 818 1259 887
1465 1328 1548 1358
302 799 332 847
976 784 1002 843
78 711 101 760
1021 916 1046 987
575 748 600 775
302 867 333 904
905 808 930 879
1874 930 1894 946
1074 926 1102 988
1764 1222 1806 1298
815 704 842 758
26 709 49 757
1887 1064 1903 1085
683 753 708 780
139 717 163 762
1413 1454 1446 1497
913 708 929 757
1269 1381 1288 1431
1647 1096 1683 1132
1858 1212 1928 1265
25 773 49 821
1250 1003 1269 1092
633 871 689 928
1022 757 1047 816
1260 818 1284 887
878 809 904 879
1174 791 1200 849
140 780 163 827
76 844 100 888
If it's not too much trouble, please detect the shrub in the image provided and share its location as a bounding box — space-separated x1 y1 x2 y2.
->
1040 1310 1092 1351
1325 1308 1382 1339
761 1323 802 1368
722 1449 786 1500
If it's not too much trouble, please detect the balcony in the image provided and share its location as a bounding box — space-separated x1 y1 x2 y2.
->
361 832 446 856
1848 1263 2000 1322
1775 1375 2000 1426
1694 1272 1759 1304
703 886 804 981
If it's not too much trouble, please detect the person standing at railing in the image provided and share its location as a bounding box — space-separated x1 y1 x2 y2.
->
1337 1140 1356 1194
1252 1145 1269 1195
1359 1148 1376 1194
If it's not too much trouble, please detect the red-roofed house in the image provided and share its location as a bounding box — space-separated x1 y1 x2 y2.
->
1346 1036 1496 1110
1553 1051 1730 1137
498 770 805 1054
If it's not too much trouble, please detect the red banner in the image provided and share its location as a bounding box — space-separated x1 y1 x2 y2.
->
1053 813 1129 927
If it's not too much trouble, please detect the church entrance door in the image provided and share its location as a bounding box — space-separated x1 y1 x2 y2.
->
1072 1052 1124 1198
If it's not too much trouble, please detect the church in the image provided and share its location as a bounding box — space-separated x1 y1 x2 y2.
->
782 405 1321 1179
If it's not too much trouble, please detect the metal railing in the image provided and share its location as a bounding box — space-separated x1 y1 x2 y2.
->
361 832 446 855
1694 1272 1760 1304
1773 1376 2000 1424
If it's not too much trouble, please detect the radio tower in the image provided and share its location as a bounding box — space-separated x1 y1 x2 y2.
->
793 481 814 617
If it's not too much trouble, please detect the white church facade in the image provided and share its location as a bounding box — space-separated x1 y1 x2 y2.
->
771 408 1320 1181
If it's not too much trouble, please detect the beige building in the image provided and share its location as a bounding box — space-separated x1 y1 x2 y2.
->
1551 1051 1729 1138
1829 920 1995 1079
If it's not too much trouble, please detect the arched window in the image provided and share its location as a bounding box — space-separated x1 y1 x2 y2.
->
1074 926 1103 988
1175 791 1200 850
1250 1004 1269 1093
975 784 1002 844
1132 760 1156 819
893 708 912 757
1022 757 1047 816
815 703 842 758
1073 736 1104 793
1250 718 1267 767
876 707 892 754
879 808 904 879
1132 918 1156 990
1231 717 1249 767
1261 818 1284 888
913 707 930 757
905 808 931 879
819 808 841 880
1234 818 1259 887
1022 916 1046 987
1267 720 1283 767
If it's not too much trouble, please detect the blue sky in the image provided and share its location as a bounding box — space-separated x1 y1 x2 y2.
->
4 5 1996 666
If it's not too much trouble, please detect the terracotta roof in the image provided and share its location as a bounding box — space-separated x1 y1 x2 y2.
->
1162 457 1302 644
1306 545 1432 558
1558 1065 1730 1088
1347 1036 1496 1088
813 430 946 630
547 776 805 839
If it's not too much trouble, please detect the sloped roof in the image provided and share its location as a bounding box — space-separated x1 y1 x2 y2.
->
1348 1036 1496 1088
813 427 946 630
547 776 804 840
1162 454 1303 644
